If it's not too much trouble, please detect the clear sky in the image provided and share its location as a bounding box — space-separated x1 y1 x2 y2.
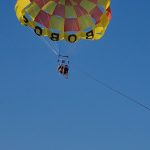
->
0 1 150 150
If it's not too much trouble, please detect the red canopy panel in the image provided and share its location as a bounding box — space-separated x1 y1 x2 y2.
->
65 18 80 32
35 10 51 28
53 4 65 18
90 6 103 24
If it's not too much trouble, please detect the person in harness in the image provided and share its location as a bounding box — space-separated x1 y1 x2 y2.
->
57 55 69 78
57 64 69 78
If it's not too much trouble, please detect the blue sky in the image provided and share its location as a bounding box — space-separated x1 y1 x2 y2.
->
0 1 150 150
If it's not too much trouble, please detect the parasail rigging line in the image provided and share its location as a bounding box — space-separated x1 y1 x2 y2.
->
29 4 59 56
75 67 150 112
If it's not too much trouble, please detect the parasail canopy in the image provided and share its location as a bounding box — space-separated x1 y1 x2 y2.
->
15 0 112 43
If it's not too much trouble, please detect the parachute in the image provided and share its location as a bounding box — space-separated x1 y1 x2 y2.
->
15 0 112 43
15 0 111 78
